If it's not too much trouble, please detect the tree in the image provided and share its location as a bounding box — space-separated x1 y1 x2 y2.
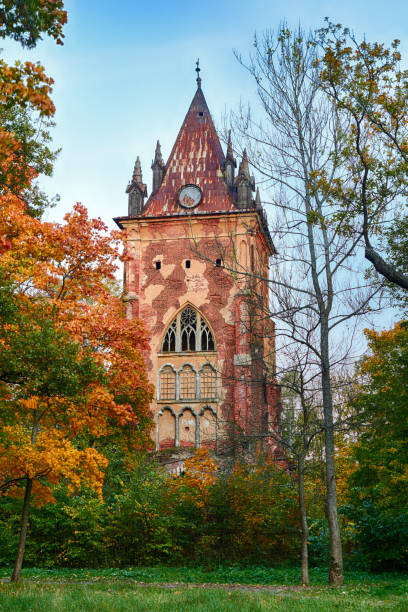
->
229 26 383 585
0 2 153 581
0 0 67 48
0 1 64 215
338 323 408 570
349 323 408 511
278 367 325 585
0 200 153 581
316 21 408 291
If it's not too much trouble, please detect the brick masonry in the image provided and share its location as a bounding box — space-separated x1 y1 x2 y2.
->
115 81 281 455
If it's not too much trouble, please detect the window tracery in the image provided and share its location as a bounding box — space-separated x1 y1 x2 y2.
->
161 306 215 353
181 307 197 351
162 319 176 352
201 319 214 351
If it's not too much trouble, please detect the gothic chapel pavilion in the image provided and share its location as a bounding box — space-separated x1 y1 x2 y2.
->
115 70 280 452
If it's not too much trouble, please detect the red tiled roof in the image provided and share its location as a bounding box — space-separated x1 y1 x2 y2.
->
141 87 237 216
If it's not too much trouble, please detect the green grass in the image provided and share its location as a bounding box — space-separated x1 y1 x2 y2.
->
0 567 407 611
0 565 407 586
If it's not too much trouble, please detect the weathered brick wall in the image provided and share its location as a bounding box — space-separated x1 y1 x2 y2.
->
122 212 280 452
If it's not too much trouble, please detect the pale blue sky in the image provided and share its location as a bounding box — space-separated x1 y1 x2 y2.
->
2 0 407 230
0 0 404 345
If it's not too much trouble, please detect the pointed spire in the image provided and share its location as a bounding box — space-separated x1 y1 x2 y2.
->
141 82 237 216
235 149 255 209
151 140 165 195
153 140 165 167
224 130 236 189
126 156 147 216
238 148 250 180
226 130 236 164
195 58 202 89
255 187 261 209
132 156 143 184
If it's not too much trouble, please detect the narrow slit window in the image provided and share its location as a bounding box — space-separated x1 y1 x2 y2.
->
216 259 221 267
185 260 191 269
155 261 161 270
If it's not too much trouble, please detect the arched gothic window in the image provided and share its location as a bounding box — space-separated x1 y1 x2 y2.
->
159 366 176 400
200 365 216 399
161 306 215 353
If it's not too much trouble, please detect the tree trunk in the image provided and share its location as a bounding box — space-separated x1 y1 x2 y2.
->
320 322 343 586
11 477 33 582
298 456 309 586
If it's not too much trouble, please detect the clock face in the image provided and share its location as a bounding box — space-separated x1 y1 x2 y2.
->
178 184 202 209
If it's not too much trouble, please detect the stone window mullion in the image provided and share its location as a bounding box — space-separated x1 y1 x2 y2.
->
197 313 202 351
175 314 181 352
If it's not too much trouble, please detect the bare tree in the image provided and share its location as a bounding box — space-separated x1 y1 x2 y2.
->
227 26 384 586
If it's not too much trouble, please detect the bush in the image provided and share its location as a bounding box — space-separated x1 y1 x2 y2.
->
1 452 301 568
340 502 408 571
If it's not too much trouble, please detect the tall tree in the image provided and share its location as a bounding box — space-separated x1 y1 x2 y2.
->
0 199 153 581
230 26 382 585
0 2 153 582
278 366 324 585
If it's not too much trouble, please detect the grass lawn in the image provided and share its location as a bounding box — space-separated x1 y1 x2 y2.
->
0 567 407 611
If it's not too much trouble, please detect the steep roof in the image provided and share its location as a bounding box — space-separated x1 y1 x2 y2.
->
141 86 236 216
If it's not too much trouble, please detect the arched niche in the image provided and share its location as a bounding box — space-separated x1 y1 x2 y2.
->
199 406 217 449
179 407 197 448
240 239 248 269
157 406 176 449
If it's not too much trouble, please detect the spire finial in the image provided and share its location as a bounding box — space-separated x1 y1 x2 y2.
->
133 156 143 183
153 140 164 167
238 148 250 179
226 130 235 163
256 187 262 208
195 58 201 88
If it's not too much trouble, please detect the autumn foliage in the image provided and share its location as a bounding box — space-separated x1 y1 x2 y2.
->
0 199 153 504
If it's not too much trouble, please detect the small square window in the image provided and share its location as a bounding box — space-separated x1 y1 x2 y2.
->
199 112 204 117
216 259 222 267
155 261 161 270
185 260 191 269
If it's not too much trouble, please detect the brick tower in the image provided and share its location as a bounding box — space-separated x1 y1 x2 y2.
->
115 69 280 454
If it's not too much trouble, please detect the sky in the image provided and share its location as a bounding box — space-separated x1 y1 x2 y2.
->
2 0 408 229
1 0 405 337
